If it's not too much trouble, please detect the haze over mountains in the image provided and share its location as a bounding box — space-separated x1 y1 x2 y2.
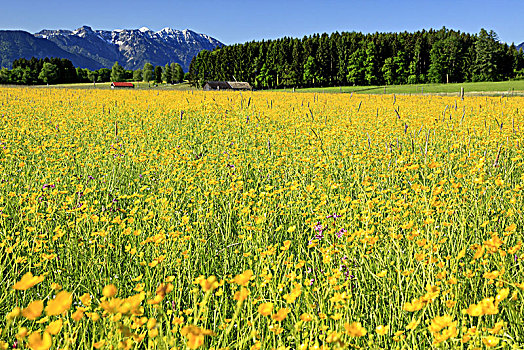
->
0 26 222 71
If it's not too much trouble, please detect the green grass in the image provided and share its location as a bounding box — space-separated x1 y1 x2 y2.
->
278 79 524 95
31 81 195 90
1 87 524 349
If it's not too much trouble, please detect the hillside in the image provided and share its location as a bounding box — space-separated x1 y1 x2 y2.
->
0 30 101 70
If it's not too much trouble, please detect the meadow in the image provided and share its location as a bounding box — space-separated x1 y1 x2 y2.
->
0 87 523 349
279 80 524 96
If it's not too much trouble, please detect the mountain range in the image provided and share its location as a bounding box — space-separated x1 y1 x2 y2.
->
0 26 222 71
518 42 524 52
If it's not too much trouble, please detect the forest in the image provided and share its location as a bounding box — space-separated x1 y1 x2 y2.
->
0 57 185 85
188 28 524 89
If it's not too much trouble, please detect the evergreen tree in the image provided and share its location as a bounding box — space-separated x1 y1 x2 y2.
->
162 64 172 83
473 29 502 81
171 63 184 83
187 27 515 88
154 66 162 83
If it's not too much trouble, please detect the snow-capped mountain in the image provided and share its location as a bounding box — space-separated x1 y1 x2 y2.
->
32 25 222 71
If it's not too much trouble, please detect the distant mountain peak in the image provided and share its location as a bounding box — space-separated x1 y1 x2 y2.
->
158 27 175 34
26 26 223 71
72 26 95 37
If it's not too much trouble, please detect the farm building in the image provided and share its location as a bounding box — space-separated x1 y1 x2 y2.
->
203 81 252 91
111 82 134 89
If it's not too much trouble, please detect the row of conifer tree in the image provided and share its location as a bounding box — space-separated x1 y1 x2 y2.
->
188 28 524 89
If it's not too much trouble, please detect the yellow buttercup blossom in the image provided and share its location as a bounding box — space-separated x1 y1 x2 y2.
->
428 315 454 333
6 307 21 320
233 270 253 286
464 297 498 317
181 325 215 349
198 276 219 291
376 270 387 277
27 331 52 350
488 321 504 335
80 293 91 307
271 308 289 321
403 298 425 312
344 322 367 337
22 300 44 320
482 336 500 347
71 308 84 321
45 319 63 335
495 288 509 304
406 319 420 330
233 287 250 302
258 302 274 316
12 272 44 291
375 325 389 335
102 284 117 298
93 340 106 349
45 291 72 316
17 327 28 339
300 313 313 322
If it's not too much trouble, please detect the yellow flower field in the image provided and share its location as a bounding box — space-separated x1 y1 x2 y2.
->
0 87 523 349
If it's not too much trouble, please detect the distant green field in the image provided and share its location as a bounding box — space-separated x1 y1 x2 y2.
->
279 79 524 95
31 81 194 90
11 79 524 96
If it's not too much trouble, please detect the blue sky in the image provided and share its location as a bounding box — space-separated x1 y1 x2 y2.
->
2 0 523 45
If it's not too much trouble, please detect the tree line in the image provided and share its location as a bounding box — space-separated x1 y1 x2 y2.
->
188 27 524 89
0 57 186 85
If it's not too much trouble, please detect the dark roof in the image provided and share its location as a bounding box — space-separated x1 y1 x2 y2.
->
204 81 252 90
204 81 231 89
111 82 134 87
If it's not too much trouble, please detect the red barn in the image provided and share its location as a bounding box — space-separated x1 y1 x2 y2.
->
111 82 134 89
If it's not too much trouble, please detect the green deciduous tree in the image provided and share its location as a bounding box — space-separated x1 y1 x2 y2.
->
0 68 11 84
110 61 125 82
38 62 58 84
346 48 365 85
303 56 320 86
87 70 98 83
364 41 378 85
133 69 142 82
381 57 395 85
142 63 154 83
256 63 273 89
